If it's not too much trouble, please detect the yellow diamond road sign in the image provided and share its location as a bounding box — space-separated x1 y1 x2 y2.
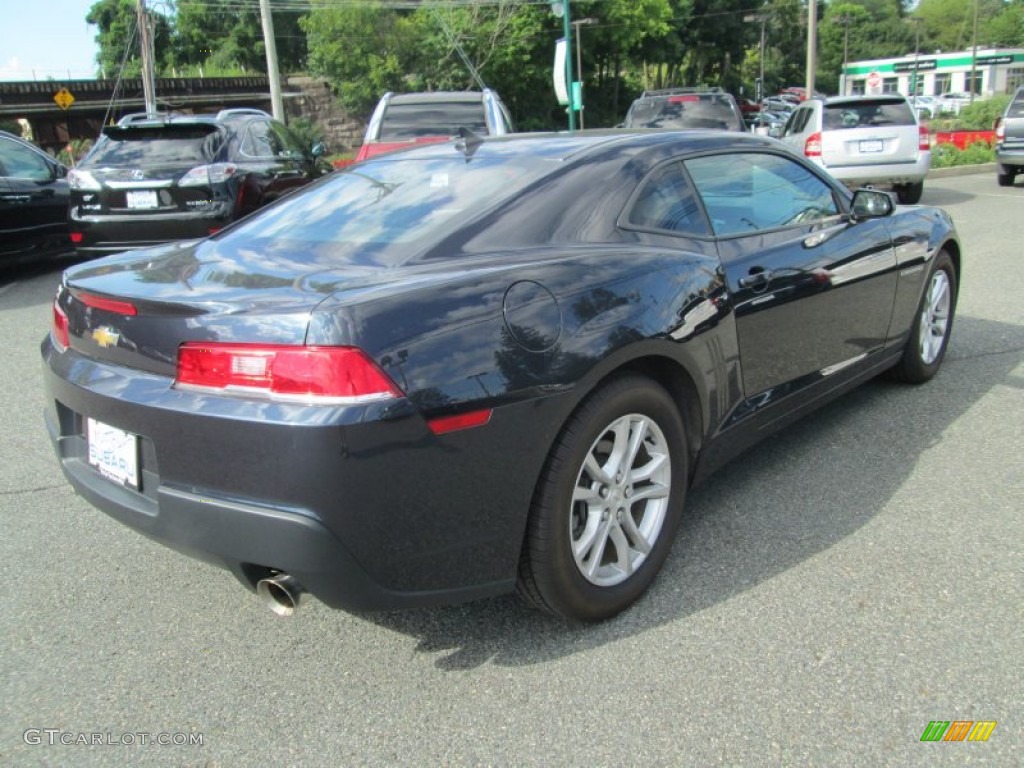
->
53 88 75 110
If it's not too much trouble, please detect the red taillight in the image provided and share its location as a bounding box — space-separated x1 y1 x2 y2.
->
76 292 137 316
804 132 822 157
69 232 83 244
175 343 402 402
918 125 930 151
427 409 493 435
667 95 699 103
52 300 69 350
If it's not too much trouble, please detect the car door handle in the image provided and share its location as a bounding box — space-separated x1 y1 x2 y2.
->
0 194 31 204
272 170 302 179
739 269 774 288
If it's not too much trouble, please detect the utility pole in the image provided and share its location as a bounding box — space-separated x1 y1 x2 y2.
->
969 0 980 104
805 0 817 99
910 17 923 98
136 0 157 116
744 13 770 101
572 18 596 129
259 0 285 120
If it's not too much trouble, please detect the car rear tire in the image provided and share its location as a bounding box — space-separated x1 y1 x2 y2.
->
517 375 687 621
888 250 957 384
895 181 924 204
997 166 1015 187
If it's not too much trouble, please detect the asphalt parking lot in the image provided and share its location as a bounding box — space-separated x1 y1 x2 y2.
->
1 169 1021 767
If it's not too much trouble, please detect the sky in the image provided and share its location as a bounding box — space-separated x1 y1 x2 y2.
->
0 0 101 81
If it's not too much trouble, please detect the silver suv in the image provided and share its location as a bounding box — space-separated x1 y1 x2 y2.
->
776 95 931 204
995 86 1024 187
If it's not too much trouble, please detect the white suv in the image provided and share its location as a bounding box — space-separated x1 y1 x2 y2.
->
775 95 931 204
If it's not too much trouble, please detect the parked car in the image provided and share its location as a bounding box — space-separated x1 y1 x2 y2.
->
355 89 514 162
995 85 1024 187
909 95 938 119
43 130 960 622
0 130 70 264
68 109 326 258
934 92 975 115
623 88 746 133
745 111 787 136
776 94 931 203
761 96 796 115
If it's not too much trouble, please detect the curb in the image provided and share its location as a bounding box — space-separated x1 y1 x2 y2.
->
928 163 996 178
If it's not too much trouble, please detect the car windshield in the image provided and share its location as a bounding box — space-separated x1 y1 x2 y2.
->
84 125 221 166
379 102 488 139
823 100 915 129
626 95 740 130
207 150 548 266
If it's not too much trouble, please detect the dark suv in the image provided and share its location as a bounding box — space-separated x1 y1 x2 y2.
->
69 109 326 257
995 86 1024 187
623 88 746 132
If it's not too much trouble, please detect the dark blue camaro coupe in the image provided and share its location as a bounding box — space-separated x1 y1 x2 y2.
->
42 130 960 621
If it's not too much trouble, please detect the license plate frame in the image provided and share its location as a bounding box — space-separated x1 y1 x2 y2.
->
87 417 139 489
858 139 884 154
125 189 159 209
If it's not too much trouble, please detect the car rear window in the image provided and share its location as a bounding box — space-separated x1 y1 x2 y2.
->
379 102 488 139
1007 91 1024 118
626 95 742 131
84 125 221 167
823 100 916 130
208 153 548 265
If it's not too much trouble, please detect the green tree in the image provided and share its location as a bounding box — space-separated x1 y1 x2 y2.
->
170 0 309 75
87 0 173 78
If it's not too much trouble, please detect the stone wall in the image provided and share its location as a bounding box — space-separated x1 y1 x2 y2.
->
283 76 365 156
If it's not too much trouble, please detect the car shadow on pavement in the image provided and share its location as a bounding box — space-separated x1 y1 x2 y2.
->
358 314 1024 670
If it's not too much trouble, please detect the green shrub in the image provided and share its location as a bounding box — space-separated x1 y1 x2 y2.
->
931 141 995 168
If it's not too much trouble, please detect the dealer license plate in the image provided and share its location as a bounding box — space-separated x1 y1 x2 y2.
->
125 190 158 209
87 417 139 489
858 139 884 154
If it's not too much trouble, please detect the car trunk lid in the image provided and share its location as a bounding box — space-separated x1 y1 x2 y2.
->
819 98 920 169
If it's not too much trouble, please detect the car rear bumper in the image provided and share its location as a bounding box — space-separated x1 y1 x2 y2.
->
819 155 931 186
69 207 233 257
40 338 546 612
995 144 1024 168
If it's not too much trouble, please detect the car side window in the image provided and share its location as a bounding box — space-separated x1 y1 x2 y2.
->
684 152 839 237
784 107 811 137
0 137 52 181
271 122 305 157
240 122 279 158
626 161 710 237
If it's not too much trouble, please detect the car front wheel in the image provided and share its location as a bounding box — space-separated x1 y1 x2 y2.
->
888 250 957 384
517 375 687 621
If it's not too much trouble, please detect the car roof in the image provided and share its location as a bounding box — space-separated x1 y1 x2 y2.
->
388 91 488 105
369 128 778 164
823 95 909 106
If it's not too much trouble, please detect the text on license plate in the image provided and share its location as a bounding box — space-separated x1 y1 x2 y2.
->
858 139 884 153
125 190 158 209
87 417 139 489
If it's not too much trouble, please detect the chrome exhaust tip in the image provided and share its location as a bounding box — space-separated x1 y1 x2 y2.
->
256 573 305 617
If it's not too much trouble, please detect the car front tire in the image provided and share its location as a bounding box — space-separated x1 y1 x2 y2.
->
888 250 957 384
517 375 687 621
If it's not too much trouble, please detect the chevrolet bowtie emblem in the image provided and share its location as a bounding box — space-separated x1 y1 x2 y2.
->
92 327 121 348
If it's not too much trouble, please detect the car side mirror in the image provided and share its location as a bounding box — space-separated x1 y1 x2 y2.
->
311 142 326 158
767 126 783 139
851 188 895 219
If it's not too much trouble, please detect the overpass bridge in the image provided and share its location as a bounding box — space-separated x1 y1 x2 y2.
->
0 76 293 152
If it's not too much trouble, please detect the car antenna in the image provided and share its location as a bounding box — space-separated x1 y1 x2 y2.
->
455 127 484 160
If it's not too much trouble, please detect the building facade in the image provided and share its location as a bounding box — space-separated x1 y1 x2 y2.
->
841 48 1024 98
